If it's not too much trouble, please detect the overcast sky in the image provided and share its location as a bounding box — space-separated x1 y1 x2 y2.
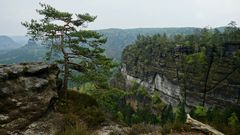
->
0 0 240 35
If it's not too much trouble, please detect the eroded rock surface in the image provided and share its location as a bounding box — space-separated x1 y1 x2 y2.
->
0 63 61 135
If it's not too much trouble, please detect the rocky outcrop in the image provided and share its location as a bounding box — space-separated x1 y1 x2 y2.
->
0 63 62 135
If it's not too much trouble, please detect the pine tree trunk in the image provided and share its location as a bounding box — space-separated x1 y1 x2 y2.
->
63 53 69 91
60 33 69 92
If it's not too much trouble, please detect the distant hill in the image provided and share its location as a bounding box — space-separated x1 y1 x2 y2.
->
0 39 47 64
98 27 200 60
10 36 29 45
0 36 23 50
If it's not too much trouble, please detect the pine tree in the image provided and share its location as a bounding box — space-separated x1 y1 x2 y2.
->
22 3 114 92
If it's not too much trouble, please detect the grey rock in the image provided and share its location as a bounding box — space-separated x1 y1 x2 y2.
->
0 63 61 135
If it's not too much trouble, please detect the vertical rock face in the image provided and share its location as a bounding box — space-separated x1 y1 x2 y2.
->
122 62 240 108
122 65 181 106
122 42 240 108
0 63 61 135
154 74 181 106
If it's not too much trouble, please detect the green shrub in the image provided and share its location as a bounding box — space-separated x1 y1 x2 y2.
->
228 113 239 128
175 103 187 123
161 103 189 134
161 104 174 125
55 90 105 128
93 88 126 114
116 111 124 122
194 105 207 117
130 114 141 124
55 90 98 113
225 112 240 135
205 107 226 131
192 105 207 122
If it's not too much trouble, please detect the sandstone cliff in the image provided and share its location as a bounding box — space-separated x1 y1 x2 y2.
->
0 63 62 135
121 42 240 108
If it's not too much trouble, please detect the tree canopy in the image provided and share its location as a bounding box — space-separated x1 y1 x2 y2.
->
22 3 115 91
